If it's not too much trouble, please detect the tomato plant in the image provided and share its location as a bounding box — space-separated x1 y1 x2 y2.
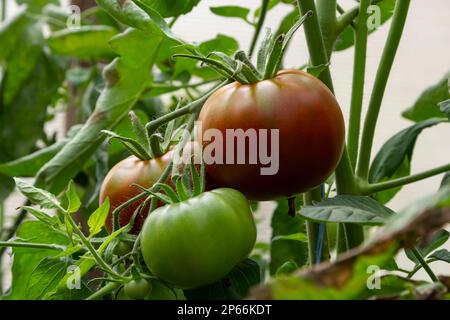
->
0 0 449 303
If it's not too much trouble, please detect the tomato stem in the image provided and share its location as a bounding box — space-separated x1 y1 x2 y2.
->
0 241 66 251
362 162 450 195
85 281 121 300
347 0 370 169
410 247 439 283
356 0 412 180
298 0 364 252
248 0 270 57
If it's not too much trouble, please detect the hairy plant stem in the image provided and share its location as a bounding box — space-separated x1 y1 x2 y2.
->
146 80 228 135
410 247 439 283
298 0 363 251
248 0 270 58
85 281 121 300
66 213 127 281
356 0 411 180
304 188 329 265
362 162 450 195
0 241 65 251
347 0 370 168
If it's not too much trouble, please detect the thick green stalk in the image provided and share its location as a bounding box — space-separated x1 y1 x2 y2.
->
410 248 439 282
85 281 121 300
0 241 65 251
316 0 337 57
304 188 329 265
249 0 270 57
298 0 363 250
363 162 450 195
356 0 411 179
347 0 370 168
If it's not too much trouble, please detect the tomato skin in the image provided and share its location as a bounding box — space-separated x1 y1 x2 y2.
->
124 279 152 300
198 69 345 200
140 188 256 289
100 142 204 234
99 152 171 234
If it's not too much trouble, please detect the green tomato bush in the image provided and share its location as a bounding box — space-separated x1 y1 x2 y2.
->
0 0 449 301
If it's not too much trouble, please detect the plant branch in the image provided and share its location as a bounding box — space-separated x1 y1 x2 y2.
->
362 163 450 195
0 241 65 251
410 247 439 282
249 0 270 58
298 0 363 251
85 281 121 300
66 213 126 281
347 0 370 168
356 0 411 180
336 5 359 34
146 80 228 135
112 162 173 231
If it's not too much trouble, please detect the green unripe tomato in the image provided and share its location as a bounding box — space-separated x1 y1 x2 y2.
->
114 241 132 256
140 188 256 289
115 288 131 300
123 279 152 300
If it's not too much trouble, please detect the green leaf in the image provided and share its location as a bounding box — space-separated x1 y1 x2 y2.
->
440 99 450 120
35 28 164 195
405 229 449 264
334 0 396 52
14 178 62 211
275 261 298 276
268 248 396 299
299 195 395 225
65 181 81 213
134 0 201 18
0 50 65 164
22 206 59 227
210 6 251 24
430 249 450 264
25 257 69 300
199 34 239 56
270 198 308 275
402 73 450 121
184 259 260 300
102 129 151 160
0 140 66 177
47 26 117 60
369 118 445 203
99 0 181 43
272 233 308 243
0 6 29 61
16 0 58 12
87 198 110 237
3 221 69 300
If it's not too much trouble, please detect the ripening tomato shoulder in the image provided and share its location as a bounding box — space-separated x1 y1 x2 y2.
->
198 69 345 200
99 142 204 234
140 188 256 289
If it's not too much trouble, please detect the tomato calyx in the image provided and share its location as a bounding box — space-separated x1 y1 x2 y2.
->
172 11 313 85
101 109 181 161
133 150 206 205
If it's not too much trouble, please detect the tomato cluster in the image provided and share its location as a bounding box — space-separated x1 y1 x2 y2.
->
101 70 344 290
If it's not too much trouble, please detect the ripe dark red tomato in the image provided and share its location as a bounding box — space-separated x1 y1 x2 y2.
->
198 69 345 200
